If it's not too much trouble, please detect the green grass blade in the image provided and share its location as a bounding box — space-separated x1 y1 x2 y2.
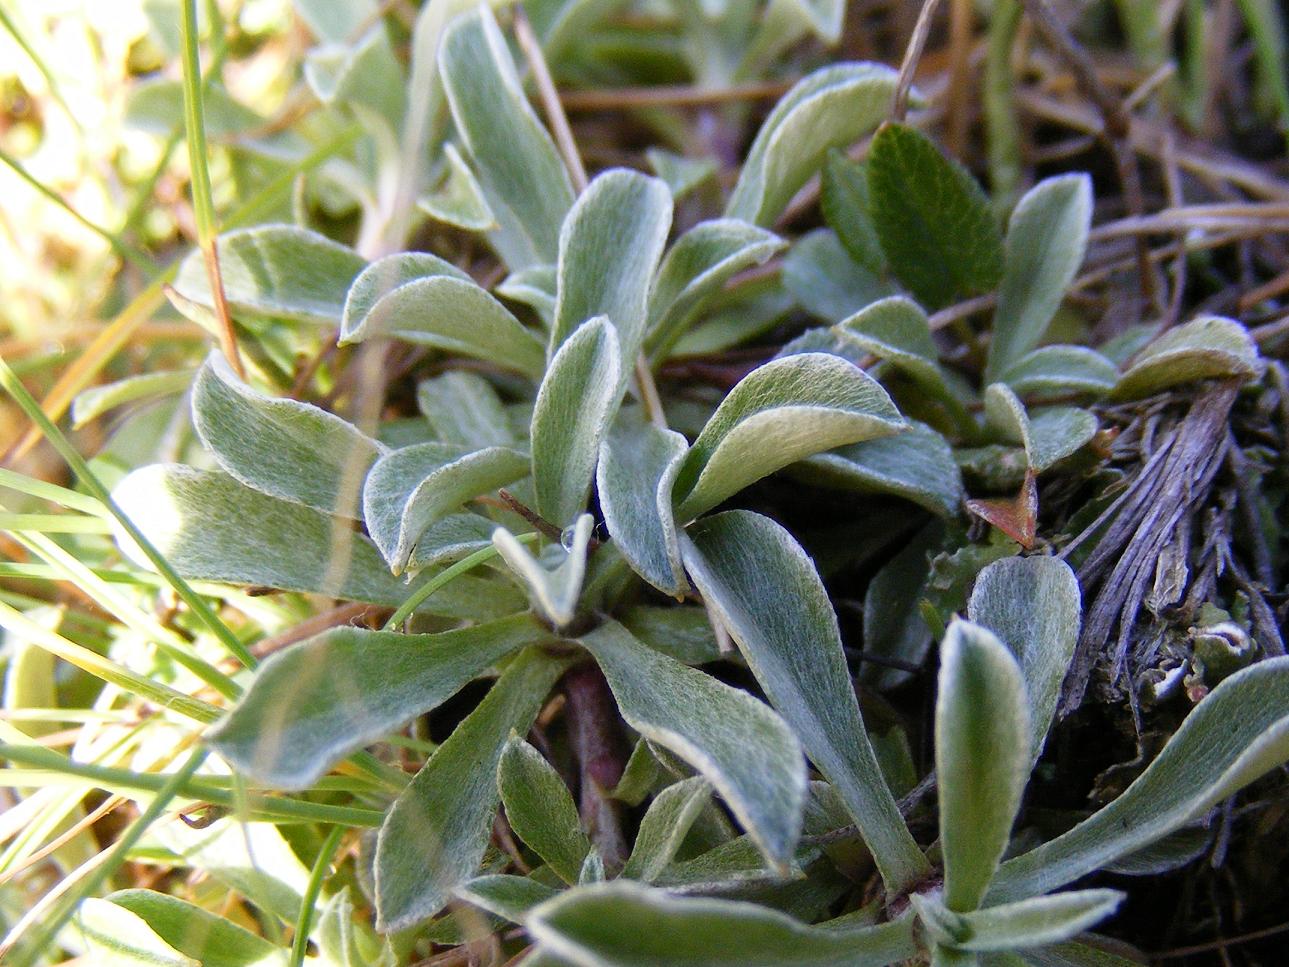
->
0 354 256 669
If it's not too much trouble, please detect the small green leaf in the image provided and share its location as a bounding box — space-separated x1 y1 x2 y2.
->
783 229 895 323
439 7 575 269
674 353 904 520
646 148 717 200
499 735 591 883
950 891 1123 952
375 648 568 931
72 369 196 429
172 225 366 326
867 123 1004 309
108 890 283 967
621 777 714 882
682 511 929 894
998 345 1118 397
968 556 1081 767
796 421 963 517
552 168 672 363
339 275 547 379
527 881 919 967
647 219 785 356
113 465 517 616
727 63 899 227
457 874 561 924
363 442 529 574
193 352 385 518
208 614 545 788
417 371 515 449
820 149 885 273
984 384 1097 473
597 417 688 596
937 619 1031 912
418 141 497 231
1112 316 1262 400
493 515 594 628
990 656 1289 903
985 175 1093 379
531 316 623 528
498 265 558 324
583 621 806 872
837 296 954 401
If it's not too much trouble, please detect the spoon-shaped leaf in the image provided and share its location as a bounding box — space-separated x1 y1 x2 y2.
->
674 353 904 520
531 316 623 528
989 656 1289 903
968 556 1081 767
339 275 547 379
418 141 496 231
937 619 1031 912
439 6 575 269
527 881 919 967
499 735 591 884
171 225 366 326
796 421 962 517
552 169 672 361
1111 315 1262 400
726 63 899 227
582 620 807 873
193 353 385 518
597 418 688 596
985 175 1092 380
375 648 569 931
112 465 521 618
681 510 929 894
208 614 547 788
363 442 529 574
646 219 785 356
998 345 1118 397
341 252 470 332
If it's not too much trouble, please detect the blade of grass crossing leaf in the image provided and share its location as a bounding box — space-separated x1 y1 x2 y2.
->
0 468 104 515
291 825 345 967
0 601 221 723
179 0 243 377
6 528 240 700
0 357 254 668
0 747 210 967
384 537 538 630
0 743 385 827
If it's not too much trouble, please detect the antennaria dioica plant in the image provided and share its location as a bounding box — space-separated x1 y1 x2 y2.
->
2 1 1288 964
